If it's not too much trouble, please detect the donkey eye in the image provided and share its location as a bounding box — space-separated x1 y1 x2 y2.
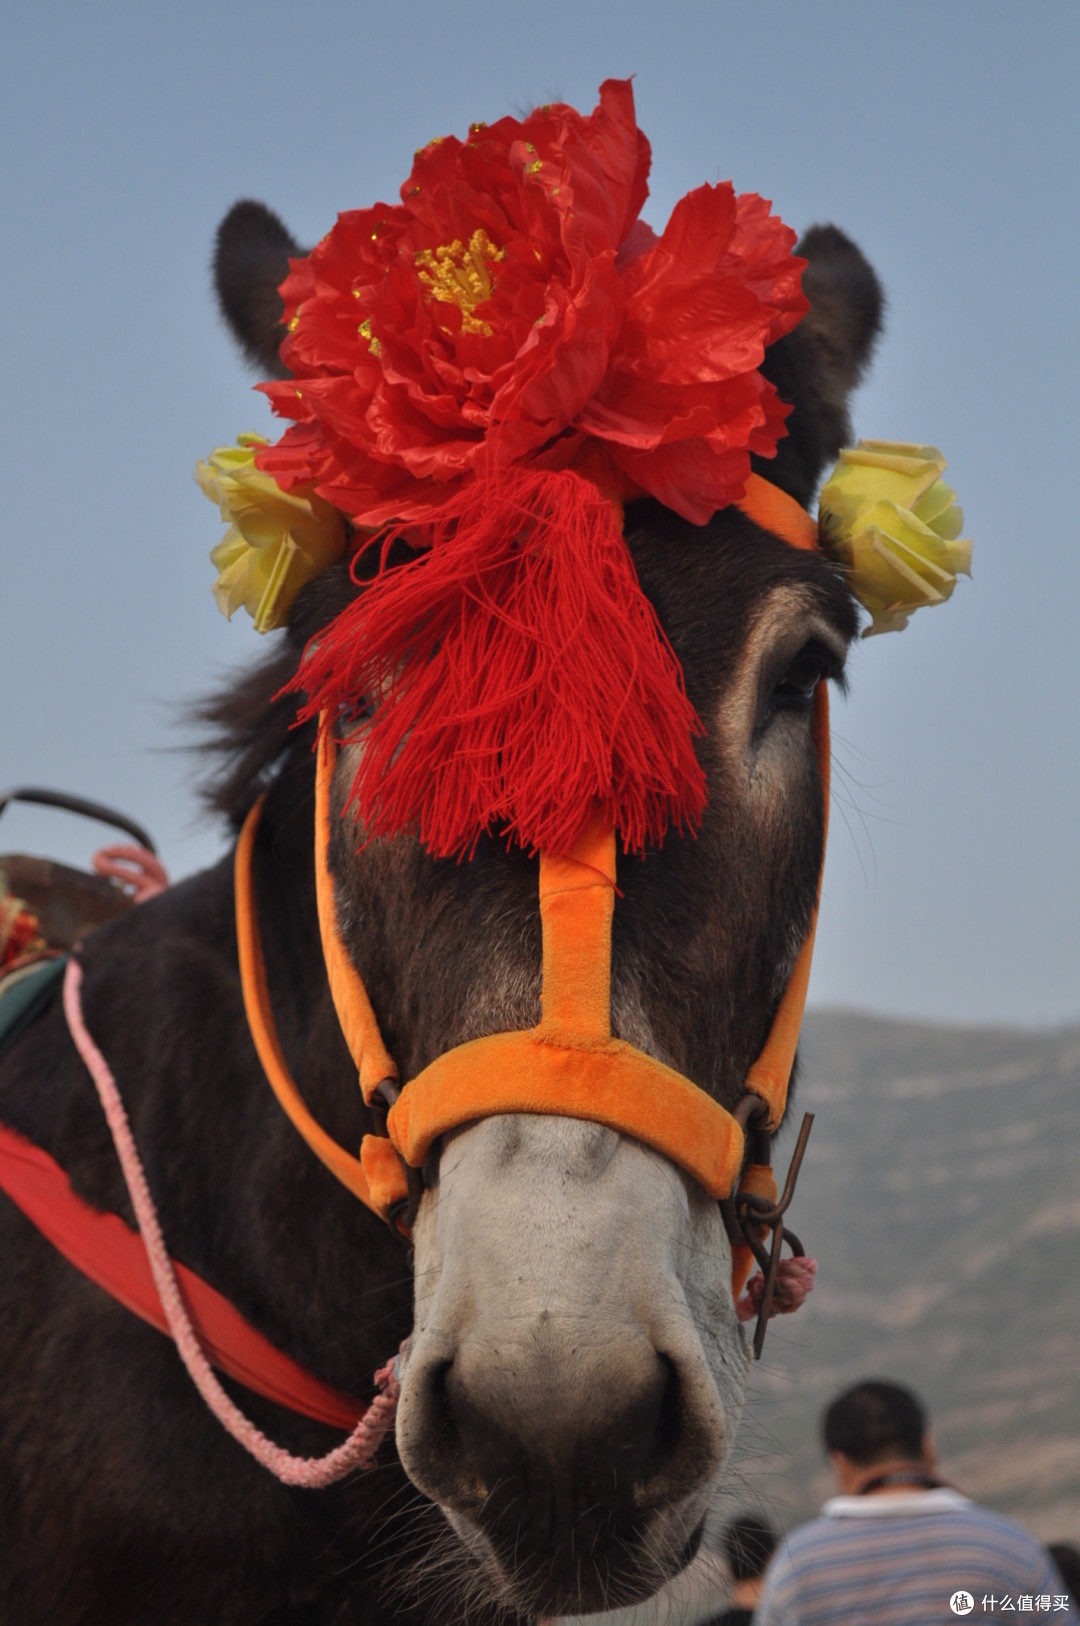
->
336 698 371 737
770 640 840 715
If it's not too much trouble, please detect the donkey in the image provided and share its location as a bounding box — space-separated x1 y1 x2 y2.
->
0 198 880 1625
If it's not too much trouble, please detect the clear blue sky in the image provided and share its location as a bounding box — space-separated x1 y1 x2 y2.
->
4 1 1078 1026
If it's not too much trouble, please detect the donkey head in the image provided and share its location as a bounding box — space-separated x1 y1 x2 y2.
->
213 191 880 1619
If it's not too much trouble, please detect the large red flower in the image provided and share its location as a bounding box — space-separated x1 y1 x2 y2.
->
256 81 811 860
258 79 807 525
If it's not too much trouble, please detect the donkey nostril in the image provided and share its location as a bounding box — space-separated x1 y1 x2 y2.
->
414 1360 463 1469
637 1352 682 1494
426 1357 460 1448
407 1355 493 1514
428 1357 451 1397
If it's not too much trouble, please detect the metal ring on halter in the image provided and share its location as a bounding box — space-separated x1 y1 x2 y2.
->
720 1104 815 1357
368 1079 425 1233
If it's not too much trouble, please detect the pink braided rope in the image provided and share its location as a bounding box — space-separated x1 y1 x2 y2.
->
62 958 400 1487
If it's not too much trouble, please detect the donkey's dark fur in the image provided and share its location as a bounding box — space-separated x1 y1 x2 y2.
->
0 206 880 1625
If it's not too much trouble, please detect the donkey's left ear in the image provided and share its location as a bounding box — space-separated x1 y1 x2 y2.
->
797 224 883 396
214 200 305 379
758 224 884 503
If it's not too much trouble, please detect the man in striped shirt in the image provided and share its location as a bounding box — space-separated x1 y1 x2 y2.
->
755 1381 1075 1625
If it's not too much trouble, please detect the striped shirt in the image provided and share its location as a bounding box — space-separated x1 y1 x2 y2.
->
753 1490 1077 1625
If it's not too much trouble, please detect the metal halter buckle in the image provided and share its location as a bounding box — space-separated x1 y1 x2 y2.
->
719 1094 815 1358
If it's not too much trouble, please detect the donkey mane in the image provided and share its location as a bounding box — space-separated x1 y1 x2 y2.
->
192 641 307 827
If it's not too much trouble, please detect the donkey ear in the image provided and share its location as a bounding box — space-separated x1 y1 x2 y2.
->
757 224 884 503
214 200 305 379
797 224 884 397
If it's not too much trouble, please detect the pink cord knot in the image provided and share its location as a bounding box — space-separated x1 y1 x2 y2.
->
92 845 170 904
736 1255 817 1324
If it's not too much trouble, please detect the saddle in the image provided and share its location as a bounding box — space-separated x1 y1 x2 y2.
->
0 788 164 1048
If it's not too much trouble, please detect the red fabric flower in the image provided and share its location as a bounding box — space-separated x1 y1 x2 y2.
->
256 81 810 859
0 890 43 969
258 79 806 525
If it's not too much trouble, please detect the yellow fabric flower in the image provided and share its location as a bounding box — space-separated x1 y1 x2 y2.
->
198 434 348 633
819 441 973 635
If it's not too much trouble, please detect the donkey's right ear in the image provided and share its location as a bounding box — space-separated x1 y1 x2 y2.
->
214 200 305 379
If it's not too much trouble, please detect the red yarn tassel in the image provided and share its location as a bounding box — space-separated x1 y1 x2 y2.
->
290 466 706 859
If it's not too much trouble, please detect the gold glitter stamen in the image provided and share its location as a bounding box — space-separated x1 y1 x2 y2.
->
414 227 503 336
358 317 382 357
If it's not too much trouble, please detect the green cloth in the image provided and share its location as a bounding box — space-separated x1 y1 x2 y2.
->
0 956 67 1061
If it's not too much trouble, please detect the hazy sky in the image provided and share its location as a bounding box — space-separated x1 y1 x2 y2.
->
4 1 1078 1027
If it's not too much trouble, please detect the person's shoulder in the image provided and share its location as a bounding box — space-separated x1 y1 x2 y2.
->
939 1500 1066 1593
773 1513 844 1559
944 1499 1048 1551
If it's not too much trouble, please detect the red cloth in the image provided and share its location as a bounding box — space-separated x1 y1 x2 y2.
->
0 1120 366 1429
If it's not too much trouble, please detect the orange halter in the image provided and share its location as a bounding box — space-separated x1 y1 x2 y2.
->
235 477 826 1325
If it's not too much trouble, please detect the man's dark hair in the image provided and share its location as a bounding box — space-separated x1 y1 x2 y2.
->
822 1380 927 1465
1048 1544 1079 1602
722 1515 778 1582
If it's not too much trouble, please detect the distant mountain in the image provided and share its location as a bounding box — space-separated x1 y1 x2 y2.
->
727 1011 1080 1544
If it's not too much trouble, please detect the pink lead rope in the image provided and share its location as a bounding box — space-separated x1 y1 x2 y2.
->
62 958 400 1487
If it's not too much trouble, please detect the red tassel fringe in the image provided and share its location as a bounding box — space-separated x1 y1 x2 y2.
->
290 466 706 859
